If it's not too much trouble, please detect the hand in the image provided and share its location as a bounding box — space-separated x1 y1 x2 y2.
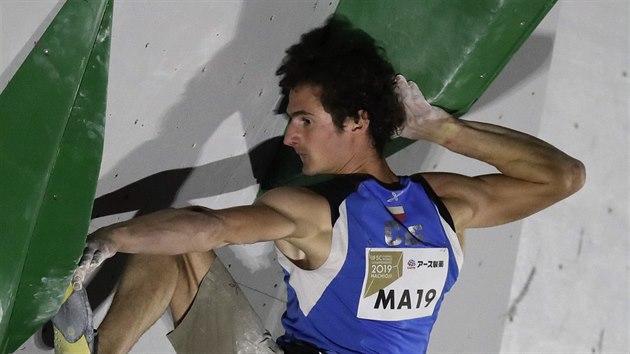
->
72 230 119 290
394 74 453 143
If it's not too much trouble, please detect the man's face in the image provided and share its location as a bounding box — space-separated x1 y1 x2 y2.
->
283 85 354 175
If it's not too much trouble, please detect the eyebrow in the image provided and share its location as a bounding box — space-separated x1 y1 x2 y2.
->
287 110 314 118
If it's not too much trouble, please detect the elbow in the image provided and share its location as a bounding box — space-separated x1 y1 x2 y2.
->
567 158 586 195
557 158 586 198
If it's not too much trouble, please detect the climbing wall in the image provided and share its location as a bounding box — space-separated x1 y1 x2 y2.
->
0 1 112 351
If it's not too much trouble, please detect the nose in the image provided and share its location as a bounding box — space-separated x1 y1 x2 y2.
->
283 120 299 147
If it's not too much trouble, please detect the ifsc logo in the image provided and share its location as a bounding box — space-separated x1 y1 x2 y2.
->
406 259 416 269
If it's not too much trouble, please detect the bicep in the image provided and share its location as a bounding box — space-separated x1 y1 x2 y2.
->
210 203 297 245
421 172 563 230
210 187 328 245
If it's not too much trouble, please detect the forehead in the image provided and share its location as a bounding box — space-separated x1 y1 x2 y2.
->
287 85 324 115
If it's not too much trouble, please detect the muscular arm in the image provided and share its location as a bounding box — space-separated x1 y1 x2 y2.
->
395 75 586 231
422 118 585 229
93 203 297 255
76 186 329 284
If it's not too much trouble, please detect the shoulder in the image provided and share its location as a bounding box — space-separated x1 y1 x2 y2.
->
257 185 327 214
412 172 474 237
408 174 456 231
259 177 366 267
261 175 366 218
257 185 320 205
258 186 333 267
258 175 364 220
256 186 331 237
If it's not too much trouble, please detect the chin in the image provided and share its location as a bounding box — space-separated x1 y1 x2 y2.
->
301 164 322 176
301 167 317 176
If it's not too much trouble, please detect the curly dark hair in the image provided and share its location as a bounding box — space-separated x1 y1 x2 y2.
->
276 15 405 155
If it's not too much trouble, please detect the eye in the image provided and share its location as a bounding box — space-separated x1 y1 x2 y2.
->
301 117 312 126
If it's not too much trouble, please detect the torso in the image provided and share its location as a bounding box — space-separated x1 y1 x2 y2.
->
274 175 464 354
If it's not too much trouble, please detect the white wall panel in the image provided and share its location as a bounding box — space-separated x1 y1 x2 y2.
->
500 1 629 352
391 7 559 352
0 0 64 92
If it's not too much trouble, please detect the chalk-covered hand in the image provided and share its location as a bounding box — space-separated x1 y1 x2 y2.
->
72 230 118 290
394 74 454 143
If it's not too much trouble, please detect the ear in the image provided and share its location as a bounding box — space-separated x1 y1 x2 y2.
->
350 110 370 132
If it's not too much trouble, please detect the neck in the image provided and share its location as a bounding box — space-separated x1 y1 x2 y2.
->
338 151 398 184
366 159 398 184
334 131 398 183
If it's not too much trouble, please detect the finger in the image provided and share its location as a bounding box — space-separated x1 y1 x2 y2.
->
78 247 94 269
409 81 426 101
72 268 85 291
90 249 108 269
405 80 422 98
393 75 404 94
408 80 419 92
396 80 414 102
74 247 94 290
394 74 409 90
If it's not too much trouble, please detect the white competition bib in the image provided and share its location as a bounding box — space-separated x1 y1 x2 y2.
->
357 248 449 321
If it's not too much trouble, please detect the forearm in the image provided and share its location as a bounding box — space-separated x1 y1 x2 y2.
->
75 197 299 287
396 75 584 230
435 117 585 192
72 207 224 289
95 207 225 255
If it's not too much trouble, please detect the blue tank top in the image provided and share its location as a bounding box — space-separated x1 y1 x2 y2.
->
276 175 463 354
